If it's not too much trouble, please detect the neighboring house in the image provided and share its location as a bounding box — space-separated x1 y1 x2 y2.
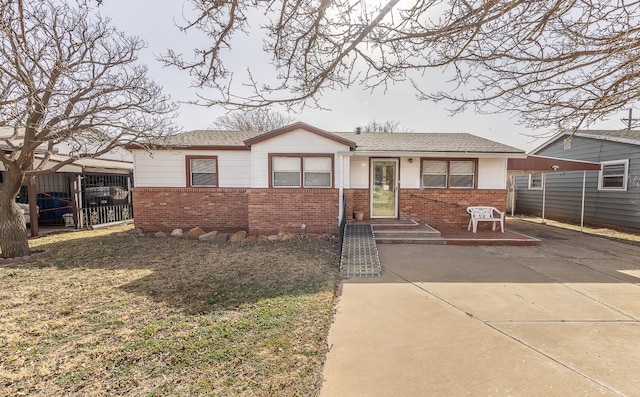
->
514 130 640 230
129 122 525 235
0 128 134 228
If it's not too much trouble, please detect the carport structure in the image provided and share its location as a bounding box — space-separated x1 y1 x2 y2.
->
507 155 602 231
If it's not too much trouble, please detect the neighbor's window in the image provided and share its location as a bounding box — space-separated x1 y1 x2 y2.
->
599 160 628 191
272 155 333 188
187 156 218 187
528 173 543 190
422 159 475 189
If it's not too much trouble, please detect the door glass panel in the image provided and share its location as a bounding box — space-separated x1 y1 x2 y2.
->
372 160 397 217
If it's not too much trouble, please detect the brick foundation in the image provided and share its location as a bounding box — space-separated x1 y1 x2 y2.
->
133 187 339 234
132 188 248 232
133 187 507 234
248 188 339 235
344 188 507 229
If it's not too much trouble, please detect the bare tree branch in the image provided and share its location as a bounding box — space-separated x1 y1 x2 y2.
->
164 0 640 132
209 108 294 131
0 0 177 257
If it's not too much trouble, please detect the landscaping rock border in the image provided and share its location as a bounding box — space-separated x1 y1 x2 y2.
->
0 249 51 265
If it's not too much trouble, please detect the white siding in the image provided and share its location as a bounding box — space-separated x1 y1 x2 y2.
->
399 157 421 188
349 156 369 189
251 129 350 188
477 158 507 189
133 149 251 187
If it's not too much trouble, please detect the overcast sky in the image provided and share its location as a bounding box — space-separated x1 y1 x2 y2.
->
98 0 630 152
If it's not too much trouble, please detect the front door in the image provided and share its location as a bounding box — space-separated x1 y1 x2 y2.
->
371 159 399 218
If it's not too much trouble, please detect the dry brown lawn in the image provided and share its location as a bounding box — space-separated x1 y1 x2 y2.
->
0 226 340 396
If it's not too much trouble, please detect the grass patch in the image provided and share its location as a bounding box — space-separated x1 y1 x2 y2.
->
0 226 340 396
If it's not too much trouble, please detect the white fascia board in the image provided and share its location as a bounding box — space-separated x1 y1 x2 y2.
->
349 151 526 158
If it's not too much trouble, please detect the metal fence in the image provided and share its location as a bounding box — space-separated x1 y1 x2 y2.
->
17 172 132 228
78 173 132 227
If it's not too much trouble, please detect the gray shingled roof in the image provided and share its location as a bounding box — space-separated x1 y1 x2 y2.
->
159 130 263 147
157 129 523 153
576 129 640 145
334 132 523 153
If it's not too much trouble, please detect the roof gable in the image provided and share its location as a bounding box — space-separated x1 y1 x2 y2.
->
531 130 640 154
243 122 357 148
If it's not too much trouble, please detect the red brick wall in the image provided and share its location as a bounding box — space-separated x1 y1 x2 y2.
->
343 189 369 220
133 187 506 233
248 188 339 235
400 189 507 229
132 188 248 232
344 188 506 229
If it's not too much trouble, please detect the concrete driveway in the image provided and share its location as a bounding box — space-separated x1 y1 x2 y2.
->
320 220 640 396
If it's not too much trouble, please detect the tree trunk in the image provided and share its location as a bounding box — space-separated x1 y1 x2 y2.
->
0 166 30 258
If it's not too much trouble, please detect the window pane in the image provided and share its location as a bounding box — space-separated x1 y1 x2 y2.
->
602 176 624 188
423 161 447 174
274 171 300 186
304 156 331 171
422 175 447 187
450 175 473 188
190 159 216 186
191 158 216 173
273 156 300 171
450 161 474 174
602 164 625 176
530 174 542 188
304 172 331 187
192 173 216 186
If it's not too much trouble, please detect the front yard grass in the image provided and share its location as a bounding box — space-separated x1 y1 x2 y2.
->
0 226 340 396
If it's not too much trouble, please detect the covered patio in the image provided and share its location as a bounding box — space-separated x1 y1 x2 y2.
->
507 154 602 231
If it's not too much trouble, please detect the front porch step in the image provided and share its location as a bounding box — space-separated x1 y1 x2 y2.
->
375 237 447 245
373 223 445 244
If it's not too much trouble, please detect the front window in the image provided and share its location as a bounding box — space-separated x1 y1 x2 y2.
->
272 155 333 188
422 159 475 189
273 156 301 187
599 160 628 191
187 156 217 187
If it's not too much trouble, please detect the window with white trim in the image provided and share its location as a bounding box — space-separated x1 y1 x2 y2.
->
187 157 217 187
528 173 543 190
421 159 475 188
272 155 332 188
599 160 628 191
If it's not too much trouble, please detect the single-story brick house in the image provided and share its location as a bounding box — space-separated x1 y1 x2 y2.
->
128 122 525 234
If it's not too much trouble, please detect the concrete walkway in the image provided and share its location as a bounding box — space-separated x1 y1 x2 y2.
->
320 220 640 396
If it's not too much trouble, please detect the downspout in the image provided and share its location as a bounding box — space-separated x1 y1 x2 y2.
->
541 173 546 224
580 171 586 232
338 153 344 225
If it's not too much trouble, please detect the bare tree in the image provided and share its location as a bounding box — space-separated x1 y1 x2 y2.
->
209 109 293 131
163 0 640 133
360 120 407 133
0 0 176 258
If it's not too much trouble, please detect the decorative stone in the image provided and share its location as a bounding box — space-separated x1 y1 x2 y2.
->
229 230 248 242
257 236 269 241
170 228 184 237
215 233 229 242
244 235 257 243
154 231 167 238
267 234 280 241
187 227 206 240
282 232 296 241
199 231 218 241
